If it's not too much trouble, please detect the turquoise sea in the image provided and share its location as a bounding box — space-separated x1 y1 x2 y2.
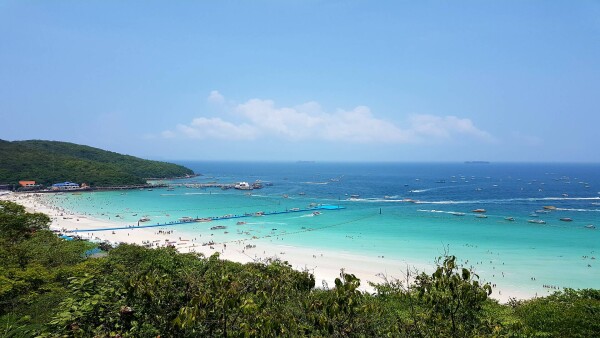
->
47 162 600 297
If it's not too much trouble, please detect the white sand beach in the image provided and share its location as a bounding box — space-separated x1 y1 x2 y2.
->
1 192 532 302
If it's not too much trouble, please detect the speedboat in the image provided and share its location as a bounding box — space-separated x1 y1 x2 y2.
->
559 218 573 222
472 209 486 213
476 214 488 219
584 224 595 229
450 212 465 216
504 217 515 221
528 219 546 224
139 217 150 222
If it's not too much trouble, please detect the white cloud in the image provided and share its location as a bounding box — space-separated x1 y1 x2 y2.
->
322 106 411 143
408 114 495 142
235 99 323 139
162 92 494 144
207 90 225 104
175 117 257 140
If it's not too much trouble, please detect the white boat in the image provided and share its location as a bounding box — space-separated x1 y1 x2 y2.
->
504 217 515 221
234 182 252 190
476 214 488 219
451 212 466 216
139 217 151 222
559 218 573 222
528 219 546 224
584 224 595 229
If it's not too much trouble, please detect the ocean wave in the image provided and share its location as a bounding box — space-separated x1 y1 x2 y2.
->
417 209 471 215
346 198 407 203
417 209 446 213
415 196 600 205
538 197 600 201
415 200 475 204
556 208 600 212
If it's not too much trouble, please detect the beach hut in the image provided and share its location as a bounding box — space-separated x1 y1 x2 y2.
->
19 180 36 187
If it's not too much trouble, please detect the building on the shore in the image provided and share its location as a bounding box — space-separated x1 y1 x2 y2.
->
19 180 36 187
51 182 80 190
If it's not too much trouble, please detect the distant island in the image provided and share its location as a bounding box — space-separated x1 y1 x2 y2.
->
464 161 490 164
0 140 194 188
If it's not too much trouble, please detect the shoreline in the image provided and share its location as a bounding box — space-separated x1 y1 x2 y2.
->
1 192 537 303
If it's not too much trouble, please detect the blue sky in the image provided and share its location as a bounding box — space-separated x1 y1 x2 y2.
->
1 1 599 162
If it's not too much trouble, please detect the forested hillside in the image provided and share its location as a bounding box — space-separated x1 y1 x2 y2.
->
0 140 194 186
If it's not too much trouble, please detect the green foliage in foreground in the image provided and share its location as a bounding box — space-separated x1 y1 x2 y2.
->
1 200 599 337
0 139 194 186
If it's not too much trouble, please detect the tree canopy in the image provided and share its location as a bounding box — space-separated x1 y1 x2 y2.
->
0 139 194 186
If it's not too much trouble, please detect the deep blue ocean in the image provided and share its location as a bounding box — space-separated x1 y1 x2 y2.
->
48 162 600 298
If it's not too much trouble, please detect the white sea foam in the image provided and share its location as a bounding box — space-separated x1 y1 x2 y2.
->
556 208 600 212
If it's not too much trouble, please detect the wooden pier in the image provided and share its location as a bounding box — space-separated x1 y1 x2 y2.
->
67 205 346 233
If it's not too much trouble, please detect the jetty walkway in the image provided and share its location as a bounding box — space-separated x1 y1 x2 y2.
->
67 205 346 233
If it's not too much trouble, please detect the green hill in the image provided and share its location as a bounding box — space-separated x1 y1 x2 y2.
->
0 140 194 187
